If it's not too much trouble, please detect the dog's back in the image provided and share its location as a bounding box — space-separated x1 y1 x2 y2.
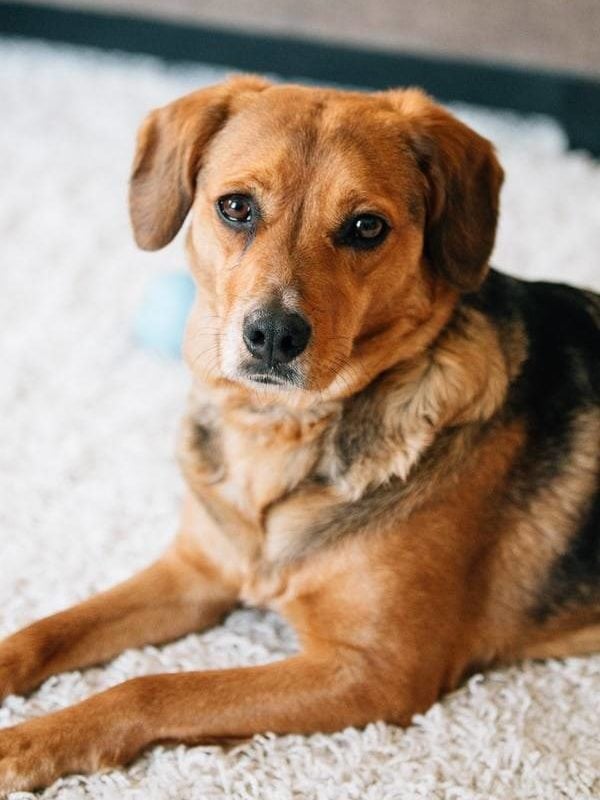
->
466 269 600 627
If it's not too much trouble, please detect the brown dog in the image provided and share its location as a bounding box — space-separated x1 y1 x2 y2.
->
0 76 599 794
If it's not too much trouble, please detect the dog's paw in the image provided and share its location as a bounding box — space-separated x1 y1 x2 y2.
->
0 637 41 703
0 715 102 795
0 684 146 794
0 626 54 702
0 721 55 795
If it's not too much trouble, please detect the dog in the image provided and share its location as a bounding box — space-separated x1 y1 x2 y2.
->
0 75 598 793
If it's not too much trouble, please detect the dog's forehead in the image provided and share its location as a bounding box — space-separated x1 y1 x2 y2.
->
205 86 416 198
229 86 398 151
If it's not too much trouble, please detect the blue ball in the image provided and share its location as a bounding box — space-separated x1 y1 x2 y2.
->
134 272 196 358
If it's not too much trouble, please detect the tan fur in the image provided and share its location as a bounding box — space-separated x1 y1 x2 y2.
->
487 410 600 656
0 77 597 794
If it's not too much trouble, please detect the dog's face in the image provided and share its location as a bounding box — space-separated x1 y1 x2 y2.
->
130 77 503 400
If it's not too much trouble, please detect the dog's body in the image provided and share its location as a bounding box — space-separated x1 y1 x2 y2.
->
0 78 598 793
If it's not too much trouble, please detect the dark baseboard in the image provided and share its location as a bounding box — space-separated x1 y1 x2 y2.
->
1 1 599 155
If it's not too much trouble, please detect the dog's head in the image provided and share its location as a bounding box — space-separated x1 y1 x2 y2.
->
130 76 503 400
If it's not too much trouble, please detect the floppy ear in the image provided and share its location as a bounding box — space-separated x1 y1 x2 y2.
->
391 89 504 292
129 75 270 251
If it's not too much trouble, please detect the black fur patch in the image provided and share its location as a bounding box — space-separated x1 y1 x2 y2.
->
467 269 600 620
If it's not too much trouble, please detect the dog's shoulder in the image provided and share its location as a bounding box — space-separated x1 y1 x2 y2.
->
467 268 599 407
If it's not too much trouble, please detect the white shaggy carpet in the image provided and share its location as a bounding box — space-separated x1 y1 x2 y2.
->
0 38 599 800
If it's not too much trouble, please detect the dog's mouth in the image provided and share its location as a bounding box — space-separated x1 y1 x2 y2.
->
249 375 285 386
240 362 300 389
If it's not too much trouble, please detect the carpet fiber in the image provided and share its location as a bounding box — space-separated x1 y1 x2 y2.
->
0 38 599 800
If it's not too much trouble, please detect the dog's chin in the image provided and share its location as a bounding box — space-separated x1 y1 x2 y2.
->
235 362 305 392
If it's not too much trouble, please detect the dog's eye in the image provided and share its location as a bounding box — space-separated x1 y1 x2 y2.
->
217 194 254 225
338 214 389 249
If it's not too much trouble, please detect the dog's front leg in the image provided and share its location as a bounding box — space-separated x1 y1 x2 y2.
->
0 538 238 702
0 649 396 794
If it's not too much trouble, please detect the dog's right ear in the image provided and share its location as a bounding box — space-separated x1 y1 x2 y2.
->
129 75 270 251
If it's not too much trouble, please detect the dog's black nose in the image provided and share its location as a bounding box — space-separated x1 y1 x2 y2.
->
243 307 311 366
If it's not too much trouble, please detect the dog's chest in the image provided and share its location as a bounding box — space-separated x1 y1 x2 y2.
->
178 391 342 569
179 335 500 580
217 421 325 519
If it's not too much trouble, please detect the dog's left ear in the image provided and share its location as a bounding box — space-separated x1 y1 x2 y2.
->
129 75 270 251
390 89 504 292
